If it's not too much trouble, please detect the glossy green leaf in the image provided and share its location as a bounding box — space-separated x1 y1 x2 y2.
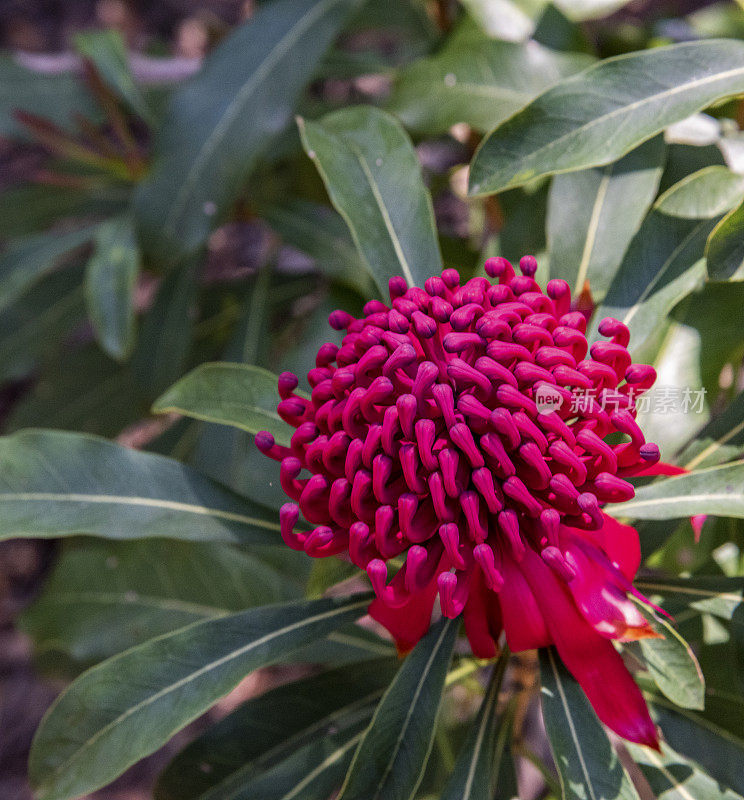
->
676 392 744 470
29 593 371 800
589 170 732 360
0 226 95 314
219 718 370 800
539 647 641 800
670 281 744 395
134 0 362 265
635 576 743 622
547 136 665 300
628 741 744 800
156 659 398 800
632 598 705 711
648 700 744 796
0 429 282 545
655 166 744 219
85 215 139 360
19 537 302 664
298 105 442 296
74 29 153 123
387 20 592 135
338 616 459 800
0 55 97 138
608 460 744 521
706 199 744 281
441 653 516 800
469 39 744 196
154 363 294 446
306 556 359 598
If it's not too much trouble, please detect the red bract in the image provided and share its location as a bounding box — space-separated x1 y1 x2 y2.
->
257 256 666 749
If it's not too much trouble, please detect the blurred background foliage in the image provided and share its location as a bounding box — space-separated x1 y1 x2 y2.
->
1 1 744 799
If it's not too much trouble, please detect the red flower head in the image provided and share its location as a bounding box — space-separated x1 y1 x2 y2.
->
257 256 664 749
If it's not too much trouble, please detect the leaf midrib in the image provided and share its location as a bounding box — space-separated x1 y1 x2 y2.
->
474 43 744 189
370 620 452 800
162 0 341 236
349 141 416 286
0 492 279 531
546 648 598 800
621 219 708 329
38 597 369 788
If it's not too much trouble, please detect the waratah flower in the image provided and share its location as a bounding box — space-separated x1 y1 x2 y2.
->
257 256 668 749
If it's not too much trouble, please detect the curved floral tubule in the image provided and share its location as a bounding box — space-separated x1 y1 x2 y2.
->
257 255 666 749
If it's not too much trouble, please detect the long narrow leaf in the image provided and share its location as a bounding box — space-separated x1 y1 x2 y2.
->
0 429 281 545
29 593 372 800
441 652 516 800
134 0 362 265
153 362 293 446
338 616 459 800
470 39 744 196
539 647 641 800
607 460 744 520
298 105 443 296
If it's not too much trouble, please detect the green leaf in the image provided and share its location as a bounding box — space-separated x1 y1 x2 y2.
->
262 199 375 296
153 362 294 447
74 29 154 123
0 55 97 138
29 593 371 800
441 653 516 800
632 598 705 711
539 647 641 800
706 199 744 281
215 718 370 800
469 39 744 196
85 214 139 360
623 301 707 459
547 136 665 301
654 166 744 219
338 616 459 800
677 397 744 469
155 659 398 800
298 105 442 296
134 0 362 266
627 741 744 800
5 344 146 439
0 429 282 545
648 701 744 796
669 281 744 395
607 460 744 521
387 20 593 135
0 226 95 314
634 576 744 624
19 537 303 664
589 169 731 360
0 263 87 382
0 183 128 239
306 556 359 598
131 260 196 397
